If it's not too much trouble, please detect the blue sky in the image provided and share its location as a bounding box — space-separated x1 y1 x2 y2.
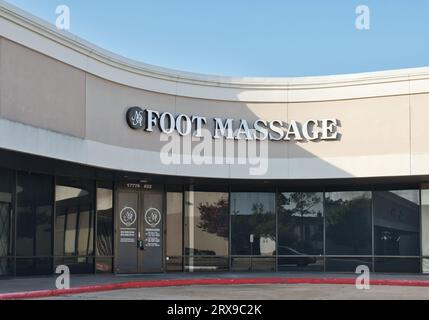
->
4 0 429 77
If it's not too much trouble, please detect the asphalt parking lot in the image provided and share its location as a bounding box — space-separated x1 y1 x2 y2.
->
39 283 429 300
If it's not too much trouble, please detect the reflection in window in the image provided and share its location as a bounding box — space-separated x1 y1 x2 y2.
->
16 173 53 257
373 190 420 256
95 184 113 273
375 258 420 273
231 193 276 256
277 192 324 271
16 173 53 276
55 178 94 273
96 187 113 256
278 192 323 255
326 257 373 272
422 188 429 273
184 191 229 271
0 169 13 276
325 191 372 255
166 192 183 271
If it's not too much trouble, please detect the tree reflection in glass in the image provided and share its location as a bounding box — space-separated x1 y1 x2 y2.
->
184 192 229 256
278 192 323 256
325 191 372 255
230 193 276 256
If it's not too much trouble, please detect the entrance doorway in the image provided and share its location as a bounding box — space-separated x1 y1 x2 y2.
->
115 186 164 274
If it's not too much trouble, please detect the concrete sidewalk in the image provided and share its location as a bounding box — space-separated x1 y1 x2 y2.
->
2 272 429 295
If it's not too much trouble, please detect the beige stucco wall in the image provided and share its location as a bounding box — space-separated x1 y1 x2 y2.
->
1 3 429 180
0 37 86 138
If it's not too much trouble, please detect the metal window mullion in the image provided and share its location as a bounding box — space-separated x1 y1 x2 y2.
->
420 187 423 273
275 186 278 273
75 205 80 258
323 189 326 273
228 185 232 272
162 184 166 273
13 171 17 277
52 176 56 273
371 188 375 272
181 184 185 272
112 181 116 273
89 181 96 272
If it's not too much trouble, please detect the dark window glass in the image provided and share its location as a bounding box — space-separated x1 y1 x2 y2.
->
250 257 276 272
54 257 94 274
16 173 53 257
325 191 372 255
326 257 373 272
95 257 113 273
0 169 13 275
55 178 95 258
231 192 276 256
16 258 52 276
278 192 324 256
373 190 420 256
231 257 252 272
96 186 113 256
231 256 276 272
166 256 183 272
166 192 183 272
278 256 324 272
375 258 420 273
184 256 228 272
0 258 14 277
184 191 229 256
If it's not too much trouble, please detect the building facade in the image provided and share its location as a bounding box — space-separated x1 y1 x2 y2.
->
0 2 429 276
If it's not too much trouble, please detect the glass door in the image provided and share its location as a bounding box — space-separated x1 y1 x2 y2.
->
115 190 139 274
139 191 163 273
115 186 164 274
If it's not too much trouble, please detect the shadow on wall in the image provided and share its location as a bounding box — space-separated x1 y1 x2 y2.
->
169 100 350 180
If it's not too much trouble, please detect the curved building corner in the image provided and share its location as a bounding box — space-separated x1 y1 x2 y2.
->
0 1 428 276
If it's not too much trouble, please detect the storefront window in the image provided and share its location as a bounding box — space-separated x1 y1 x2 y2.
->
184 191 229 271
95 182 113 273
374 257 420 273
373 190 420 257
325 191 372 255
231 192 276 256
277 192 324 271
326 257 373 272
166 191 183 272
55 177 95 273
0 169 13 276
16 173 53 275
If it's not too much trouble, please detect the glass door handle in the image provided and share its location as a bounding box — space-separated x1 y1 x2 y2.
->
137 240 145 250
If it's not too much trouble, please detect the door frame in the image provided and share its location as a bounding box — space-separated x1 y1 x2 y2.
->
114 183 165 274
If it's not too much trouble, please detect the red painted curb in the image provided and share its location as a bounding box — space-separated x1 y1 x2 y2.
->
1 277 429 300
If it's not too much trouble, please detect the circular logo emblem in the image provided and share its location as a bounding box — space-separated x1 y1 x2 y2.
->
144 208 161 228
120 207 137 227
126 106 144 129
